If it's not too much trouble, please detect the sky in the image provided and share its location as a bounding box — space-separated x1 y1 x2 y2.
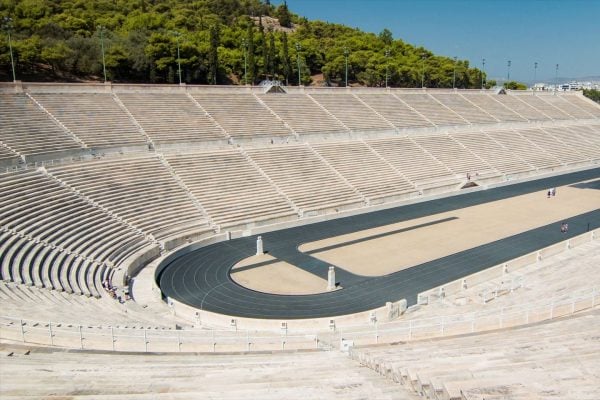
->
274 0 600 83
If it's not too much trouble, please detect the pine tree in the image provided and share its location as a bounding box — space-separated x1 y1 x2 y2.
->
281 32 291 85
268 30 276 79
277 1 292 28
247 24 256 84
208 24 220 84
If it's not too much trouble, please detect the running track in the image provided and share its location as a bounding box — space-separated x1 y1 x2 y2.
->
157 169 600 319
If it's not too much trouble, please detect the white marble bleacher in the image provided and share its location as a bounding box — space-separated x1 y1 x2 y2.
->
311 141 417 203
0 143 20 165
430 93 497 124
257 93 348 135
394 93 466 126
366 137 459 190
0 94 82 157
0 170 149 296
567 124 600 148
357 93 433 129
350 242 600 398
352 311 600 400
47 156 212 244
561 95 600 118
116 93 226 144
0 281 189 330
412 134 498 179
30 93 148 149
246 144 364 215
411 240 600 320
0 345 416 400
451 131 533 175
542 126 600 161
309 93 393 132
485 129 561 171
538 94 597 119
164 149 297 228
518 127 586 166
491 94 550 121
459 93 527 122
192 92 293 139
514 94 573 120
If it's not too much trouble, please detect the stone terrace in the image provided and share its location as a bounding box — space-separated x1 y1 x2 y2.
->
116 92 226 145
0 344 418 400
0 93 83 158
46 156 212 246
352 310 600 400
164 149 298 228
30 93 147 149
192 92 293 139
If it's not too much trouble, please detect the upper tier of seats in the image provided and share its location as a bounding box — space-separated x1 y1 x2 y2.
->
192 92 293 138
116 92 226 144
0 93 83 157
2 86 598 161
30 93 147 148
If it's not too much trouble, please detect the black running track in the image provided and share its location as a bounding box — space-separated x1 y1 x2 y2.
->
157 169 600 319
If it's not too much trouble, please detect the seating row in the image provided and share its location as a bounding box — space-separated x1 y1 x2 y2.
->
29 93 147 148
0 94 83 156
352 310 600 400
0 343 414 399
2 92 598 159
0 125 597 303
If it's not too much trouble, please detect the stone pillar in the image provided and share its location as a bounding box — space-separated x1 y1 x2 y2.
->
256 236 263 255
327 266 336 291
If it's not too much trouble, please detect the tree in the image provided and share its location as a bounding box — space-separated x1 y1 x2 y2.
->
277 1 292 28
208 24 219 84
0 0 488 87
267 30 276 79
504 80 527 90
379 28 393 46
281 32 291 85
583 89 600 103
41 42 74 75
247 24 256 84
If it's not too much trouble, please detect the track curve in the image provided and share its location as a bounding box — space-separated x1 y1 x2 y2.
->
157 169 600 319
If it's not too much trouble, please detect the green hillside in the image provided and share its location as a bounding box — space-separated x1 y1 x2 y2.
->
0 0 487 87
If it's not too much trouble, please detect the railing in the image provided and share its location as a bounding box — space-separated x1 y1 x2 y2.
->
338 288 598 346
1 287 596 353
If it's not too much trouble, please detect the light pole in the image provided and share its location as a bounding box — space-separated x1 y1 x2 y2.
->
242 38 248 85
452 56 457 89
295 43 301 86
385 48 390 88
173 31 182 85
555 63 559 91
2 17 16 82
533 62 538 87
98 25 107 83
507 60 511 82
343 47 349 87
421 55 426 88
481 58 486 89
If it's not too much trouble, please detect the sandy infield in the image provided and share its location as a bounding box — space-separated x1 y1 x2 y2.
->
230 253 328 295
300 182 600 276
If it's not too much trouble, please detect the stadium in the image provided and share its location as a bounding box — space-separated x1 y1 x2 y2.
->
1 80 599 399
2 1 600 398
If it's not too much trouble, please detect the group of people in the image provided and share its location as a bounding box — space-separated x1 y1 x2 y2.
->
547 187 557 198
102 279 127 303
560 222 569 233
